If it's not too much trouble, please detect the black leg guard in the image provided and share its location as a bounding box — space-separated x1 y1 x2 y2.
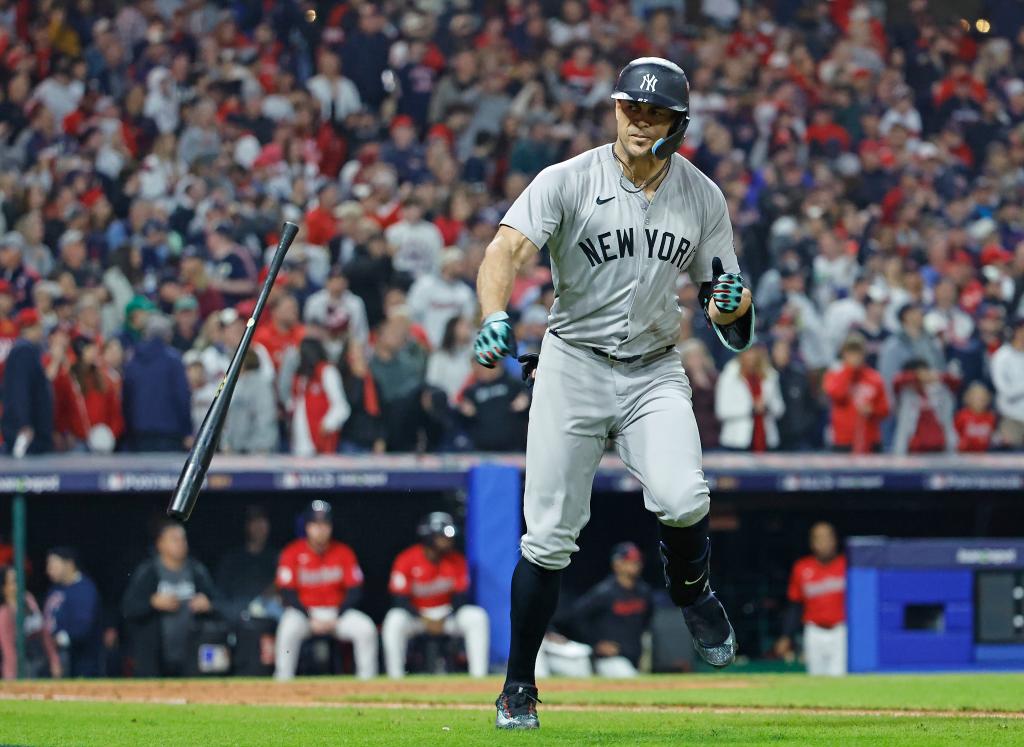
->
658 514 711 608
504 557 561 689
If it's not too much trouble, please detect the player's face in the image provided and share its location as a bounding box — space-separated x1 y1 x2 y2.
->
158 526 188 563
615 101 675 159
810 523 837 560
432 535 454 554
46 554 68 584
613 557 642 579
306 519 332 548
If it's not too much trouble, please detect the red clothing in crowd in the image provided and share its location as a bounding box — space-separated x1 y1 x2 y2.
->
276 538 364 609
433 215 463 246
744 372 768 453
304 205 338 247
0 317 18 379
81 369 125 440
388 544 470 612
45 357 89 446
954 408 996 452
787 554 847 628
823 364 889 452
254 321 305 370
292 361 340 454
806 122 851 152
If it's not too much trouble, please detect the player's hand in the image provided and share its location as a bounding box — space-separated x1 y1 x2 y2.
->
422 618 446 636
151 592 181 612
510 392 530 413
595 641 620 657
189 593 212 614
517 353 539 383
474 311 515 367
773 636 794 661
708 257 752 325
310 618 337 635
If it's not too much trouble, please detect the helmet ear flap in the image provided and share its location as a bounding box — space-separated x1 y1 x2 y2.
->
651 111 689 160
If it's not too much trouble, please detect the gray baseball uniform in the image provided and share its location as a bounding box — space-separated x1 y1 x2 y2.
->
501 143 742 570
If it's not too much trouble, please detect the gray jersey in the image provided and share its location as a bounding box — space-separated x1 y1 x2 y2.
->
501 143 740 357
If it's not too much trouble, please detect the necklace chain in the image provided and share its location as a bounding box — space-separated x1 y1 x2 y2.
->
613 145 670 195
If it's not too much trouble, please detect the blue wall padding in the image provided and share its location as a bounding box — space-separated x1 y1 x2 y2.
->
466 464 522 665
880 632 973 665
878 570 972 602
847 567 879 673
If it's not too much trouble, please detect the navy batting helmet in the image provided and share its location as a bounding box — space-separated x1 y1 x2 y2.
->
418 511 458 541
611 57 691 160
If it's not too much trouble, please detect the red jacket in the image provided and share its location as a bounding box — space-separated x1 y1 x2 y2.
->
823 364 889 451
82 369 125 440
305 206 338 246
45 358 89 445
254 321 305 370
954 408 995 453
293 361 339 454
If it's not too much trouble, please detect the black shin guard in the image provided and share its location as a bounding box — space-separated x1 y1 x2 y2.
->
658 514 711 609
504 557 562 688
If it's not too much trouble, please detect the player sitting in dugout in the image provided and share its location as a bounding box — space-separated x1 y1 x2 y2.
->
537 542 654 678
382 512 490 678
274 500 379 679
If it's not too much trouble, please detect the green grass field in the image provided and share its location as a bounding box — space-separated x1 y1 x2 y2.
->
1 674 1021 746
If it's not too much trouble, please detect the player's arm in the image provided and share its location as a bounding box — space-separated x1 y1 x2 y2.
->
276 549 308 616
338 552 364 614
388 554 419 614
690 189 755 353
475 164 563 367
473 226 539 367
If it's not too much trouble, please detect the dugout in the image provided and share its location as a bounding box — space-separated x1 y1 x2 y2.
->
3 452 1024 675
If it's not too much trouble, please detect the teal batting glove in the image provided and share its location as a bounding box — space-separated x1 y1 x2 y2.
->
711 256 745 314
474 311 515 368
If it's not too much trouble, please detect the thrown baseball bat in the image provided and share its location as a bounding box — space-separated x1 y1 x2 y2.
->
166 221 299 521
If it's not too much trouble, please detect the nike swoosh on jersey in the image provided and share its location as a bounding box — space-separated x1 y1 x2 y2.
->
683 574 706 586
596 196 615 205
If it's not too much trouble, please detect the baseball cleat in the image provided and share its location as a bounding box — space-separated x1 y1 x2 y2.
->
495 684 541 730
682 588 738 668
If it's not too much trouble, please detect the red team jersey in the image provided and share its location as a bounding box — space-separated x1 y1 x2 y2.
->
787 554 847 628
276 539 364 608
388 544 469 612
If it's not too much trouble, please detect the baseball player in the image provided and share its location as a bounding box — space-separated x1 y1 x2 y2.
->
474 58 756 729
274 500 379 679
381 512 489 678
776 522 847 676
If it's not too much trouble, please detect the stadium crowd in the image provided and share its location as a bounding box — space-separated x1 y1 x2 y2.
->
1 0 1024 456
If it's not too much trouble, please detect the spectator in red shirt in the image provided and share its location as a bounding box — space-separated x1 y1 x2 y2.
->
382 512 489 678
805 107 851 158
44 328 89 452
305 183 340 247
0 280 18 379
254 293 305 371
775 521 847 676
955 381 996 453
823 333 889 453
274 500 378 680
70 335 124 453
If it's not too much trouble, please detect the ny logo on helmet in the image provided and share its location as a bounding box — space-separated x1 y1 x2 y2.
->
640 74 658 92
